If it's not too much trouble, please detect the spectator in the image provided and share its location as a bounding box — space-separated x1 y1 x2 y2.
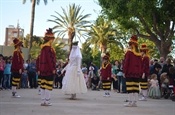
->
88 64 95 88
91 76 100 91
3 57 11 90
56 64 63 89
82 66 89 88
27 59 37 89
0 54 5 90
111 61 119 92
161 58 173 84
151 63 162 87
23 59 30 70
148 74 161 99
21 69 28 88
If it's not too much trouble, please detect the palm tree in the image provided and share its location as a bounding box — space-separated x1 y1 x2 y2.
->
48 3 91 54
88 17 118 57
53 38 68 60
22 0 54 52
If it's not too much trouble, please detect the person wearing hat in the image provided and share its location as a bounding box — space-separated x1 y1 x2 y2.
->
123 35 142 107
38 28 56 106
11 38 24 97
100 53 112 97
62 41 87 99
139 44 150 101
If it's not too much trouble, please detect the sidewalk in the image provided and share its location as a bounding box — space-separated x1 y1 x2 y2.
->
0 89 175 115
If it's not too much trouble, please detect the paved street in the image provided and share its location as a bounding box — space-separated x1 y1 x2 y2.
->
0 89 175 115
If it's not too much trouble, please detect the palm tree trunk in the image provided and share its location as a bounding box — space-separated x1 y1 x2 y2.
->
29 0 36 58
68 29 75 58
100 44 107 56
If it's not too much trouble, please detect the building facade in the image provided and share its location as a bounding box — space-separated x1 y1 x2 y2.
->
5 25 24 46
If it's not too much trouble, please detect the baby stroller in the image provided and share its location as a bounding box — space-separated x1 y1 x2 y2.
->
163 84 174 99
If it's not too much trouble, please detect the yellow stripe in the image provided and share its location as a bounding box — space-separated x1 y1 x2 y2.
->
41 79 53 85
140 86 148 89
127 87 139 91
12 81 19 85
12 78 20 82
140 82 148 85
103 86 111 88
126 82 139 86
103 83 111 85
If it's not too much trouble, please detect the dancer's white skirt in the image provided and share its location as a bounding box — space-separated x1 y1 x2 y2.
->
62 66 87 94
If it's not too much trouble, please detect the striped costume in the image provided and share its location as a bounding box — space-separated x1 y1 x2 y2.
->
100 59 112 90
11 49 24 87
39 44 56 91
123 50 142 93
140 55 150 90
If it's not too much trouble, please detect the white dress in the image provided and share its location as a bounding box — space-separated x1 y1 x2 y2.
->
148 79 161 98
62 56 87 94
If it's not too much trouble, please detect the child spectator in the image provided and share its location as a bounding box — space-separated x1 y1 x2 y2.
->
82 67 88 88
21 69 28 88
160 72 170 97
55 64 63 89
148 74 161 99
91 76 100 91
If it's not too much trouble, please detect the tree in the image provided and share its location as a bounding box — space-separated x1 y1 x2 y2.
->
48 3 91 55
22 0 54 53
108 43 124 62
98 0 175 58
53 38 69 61
23 34 30 48
88 16 118 56
30 37 68 60
81 41 93 67
138 38 159 59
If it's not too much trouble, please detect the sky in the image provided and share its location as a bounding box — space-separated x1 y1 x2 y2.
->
0 0 102 45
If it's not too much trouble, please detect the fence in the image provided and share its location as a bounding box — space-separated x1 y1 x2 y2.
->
0 45 29 61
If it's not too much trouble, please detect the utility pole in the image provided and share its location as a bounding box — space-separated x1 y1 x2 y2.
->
17 20 20 38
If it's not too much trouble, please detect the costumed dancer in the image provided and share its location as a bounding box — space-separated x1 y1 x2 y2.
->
38 28 56 106
123 35 142 107
11 38 24 98
62 41 87 99
139 44 150 101
100 53 112 97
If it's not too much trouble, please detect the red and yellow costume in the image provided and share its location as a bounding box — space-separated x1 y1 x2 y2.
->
123 35 142 93
140 44 150 90
11 38 24 87
39 28 56 91
100 54 112 90
39 28 56 106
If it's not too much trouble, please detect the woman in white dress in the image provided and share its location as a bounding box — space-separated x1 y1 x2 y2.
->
62 41 87 99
